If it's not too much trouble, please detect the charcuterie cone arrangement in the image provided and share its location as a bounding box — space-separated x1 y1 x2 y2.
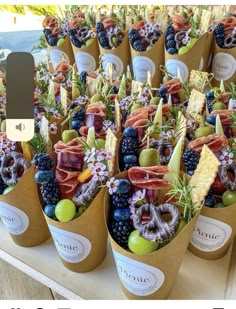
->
1 4 236 299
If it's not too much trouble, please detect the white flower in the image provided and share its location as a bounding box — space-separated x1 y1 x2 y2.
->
218 146 234 166
96 149 112 161
91 162 108 182
84 147 96 163
106 177 120 195
103 120 116 132
128 189 146 205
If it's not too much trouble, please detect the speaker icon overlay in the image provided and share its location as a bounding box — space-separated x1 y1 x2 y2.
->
6 52 35 142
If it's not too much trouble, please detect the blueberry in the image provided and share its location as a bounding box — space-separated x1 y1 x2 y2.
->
44 204 56 219
166 34 175 41
112 208 131 222
123 127 137 138
116 179 131 194
167 47 177 54
204 195 216 208
98 31 106 38
206 91 214 100
72 120 84 131
34 170 54 184
206 115 216 126
187 169 194 176
123 155 138 164
159 86 168 96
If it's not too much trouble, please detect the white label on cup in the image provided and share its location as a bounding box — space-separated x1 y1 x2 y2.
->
102 54 123 79
0 201 29 235
112 250 165 296
198 57 204 71
212 52 236 81
49 50 69 69
48 224 91 263
165 59 189 82
132 56 156 83
75 51 96 73
191 215 232 252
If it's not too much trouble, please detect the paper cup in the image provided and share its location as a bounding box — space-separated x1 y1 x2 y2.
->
202 32 214 72
44 187 108 272
211 40 236 87
0 167 51 247
164 32 212 82
47 36 75 71
130 35 164 87
188 204 236 260
104 171 201 299
99 34 131 79
71 38 100 74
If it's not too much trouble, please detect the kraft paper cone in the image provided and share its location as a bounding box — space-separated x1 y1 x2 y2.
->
71 38 100 74
47 36 75 70
202 32 214 72
188 204 236 260
130 35 164 88
211 40 236 87
104 171 201 300
0 167 51 247
99 34 131 78
164 32 211 82
44 187 108 273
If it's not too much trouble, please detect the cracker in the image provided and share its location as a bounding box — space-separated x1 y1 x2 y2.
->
186 89 206 117
177 111 187 141
189 70 209 93
105 128 118 176
114 98 121 136
155 10 169 30
131 80 143 96
200 9 212 34
189 144 220 206
60 86 68 116
87 76 98 97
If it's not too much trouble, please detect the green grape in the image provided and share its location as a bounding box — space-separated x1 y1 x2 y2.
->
55 199 76 222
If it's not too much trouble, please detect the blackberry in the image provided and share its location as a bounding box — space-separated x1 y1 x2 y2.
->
32 153 54 171
111 192 130 208
120 137 138 155
166 39 176 49
48 38 57 46
72 108 85 121
166 25 175 35
133 43 145 52
43 28 52 36
96 21 105 33
71 38 81 48
0 176 7 194
69 28 77 36
214 23 225 48
40 180 60 204
109 220 133 249
128 29 138 43
204 189 216 208
182 149 200 175
206 91 215 113
214 23 224 36
99 36 110 49
79 71 87 84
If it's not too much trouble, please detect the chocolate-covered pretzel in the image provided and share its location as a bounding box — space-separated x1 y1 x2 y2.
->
150 140 173 165
218 163 236 191
0 152 30 186
132 203 180 243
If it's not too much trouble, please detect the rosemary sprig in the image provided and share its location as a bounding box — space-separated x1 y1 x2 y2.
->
226 82 236 100
27 133 48 155
166 175 200 223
